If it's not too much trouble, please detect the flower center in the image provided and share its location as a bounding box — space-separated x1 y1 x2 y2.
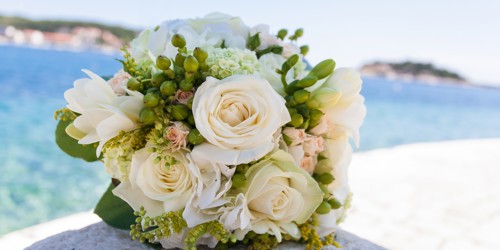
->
220 101 250 126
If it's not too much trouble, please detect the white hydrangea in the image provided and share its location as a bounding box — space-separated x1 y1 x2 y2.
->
205 48 259 79
102 145 134 181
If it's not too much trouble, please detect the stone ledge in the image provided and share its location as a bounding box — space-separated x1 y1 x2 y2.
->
26 221 385 250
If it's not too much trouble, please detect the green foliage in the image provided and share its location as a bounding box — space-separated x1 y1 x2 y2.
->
0 15 137 42
55 119 99 162
94 182 136 230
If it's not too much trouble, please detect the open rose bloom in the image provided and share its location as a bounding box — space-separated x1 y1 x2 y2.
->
54 13 366 249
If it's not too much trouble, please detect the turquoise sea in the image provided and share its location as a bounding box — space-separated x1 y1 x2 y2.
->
1 45 500 235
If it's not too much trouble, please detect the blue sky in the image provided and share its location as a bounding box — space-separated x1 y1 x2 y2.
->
1 0 499 85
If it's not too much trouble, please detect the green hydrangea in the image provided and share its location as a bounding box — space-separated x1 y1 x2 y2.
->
205 48 259 79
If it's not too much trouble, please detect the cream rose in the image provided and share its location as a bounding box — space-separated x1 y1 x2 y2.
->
192 75 291 165
112 146 198 216
310 68 367 145
233 150 323 242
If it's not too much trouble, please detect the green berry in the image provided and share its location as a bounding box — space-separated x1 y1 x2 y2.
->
179 80 194 92
289 113 303 127
171 34 186 48
160 81 177 96
193 47 208 63
127 78 141 91
140 108 157 125
156 55 171 70
328 198 342 209
319 172 335 185
143 92 160 108
151 72 168 87
187 128 204 145
184 55 199 73
293 90 310 104
171 104 189 121
316 201 332 214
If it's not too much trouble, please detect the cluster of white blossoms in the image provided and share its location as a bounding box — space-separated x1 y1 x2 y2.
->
58 13 366 249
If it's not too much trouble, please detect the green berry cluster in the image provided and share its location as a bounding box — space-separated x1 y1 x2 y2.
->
278 56 336 130
130 207 187 243
124 34 210 147
311 172 343 215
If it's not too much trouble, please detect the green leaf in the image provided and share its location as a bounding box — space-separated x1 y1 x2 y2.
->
55 119 99 162
94 182 136 230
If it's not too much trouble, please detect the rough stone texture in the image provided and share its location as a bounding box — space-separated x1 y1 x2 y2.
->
27 221 385 250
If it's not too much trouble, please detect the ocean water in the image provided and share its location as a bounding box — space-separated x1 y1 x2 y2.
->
1 45 500 235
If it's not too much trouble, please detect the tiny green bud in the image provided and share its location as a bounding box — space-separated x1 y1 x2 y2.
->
277 29 288 40
328 198 342 209
300 118 310 129
171 34 186 48
193 47 208 63
308 59 336 80
294 28 304 38
151 72 168 87
184 55 199 73
179 80 194 91
300 45 309 56
285 80 300 95
306 98 321 109
160 81 177 96
289 113 304 127
171 104 189 121
296 75 318 88
248 33 261 50
281 54 299 73
156 55 171 70
232 173 246 188
285 95 298 107
293 90 310 104
143 92 160 108
187 114 195 125
310 109 324 122
175 53 186 67
309 109 324 128
296 104 310 118
186 97 194 110
187 128 204 145
319 172 335 185
127 77 141 91
140 108 157 125
316 201 332 214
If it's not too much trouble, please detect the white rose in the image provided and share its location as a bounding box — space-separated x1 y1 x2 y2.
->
233 150 323 242
112 146 198 216
64 69 143 155
316 68 367 145
188 12 249 49
192 75 291 165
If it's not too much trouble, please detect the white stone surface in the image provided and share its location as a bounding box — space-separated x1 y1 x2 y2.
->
25 221 384 250
342 139 500 250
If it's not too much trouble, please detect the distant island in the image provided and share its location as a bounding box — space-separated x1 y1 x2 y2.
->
0 15 138 52
360 61 467 84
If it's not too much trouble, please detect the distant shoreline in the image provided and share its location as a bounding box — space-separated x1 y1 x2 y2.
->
360 75 499 89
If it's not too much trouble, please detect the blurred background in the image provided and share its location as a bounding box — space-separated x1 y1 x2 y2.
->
0 0 499 249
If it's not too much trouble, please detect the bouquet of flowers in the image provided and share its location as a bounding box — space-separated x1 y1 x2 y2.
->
54 13 366 249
